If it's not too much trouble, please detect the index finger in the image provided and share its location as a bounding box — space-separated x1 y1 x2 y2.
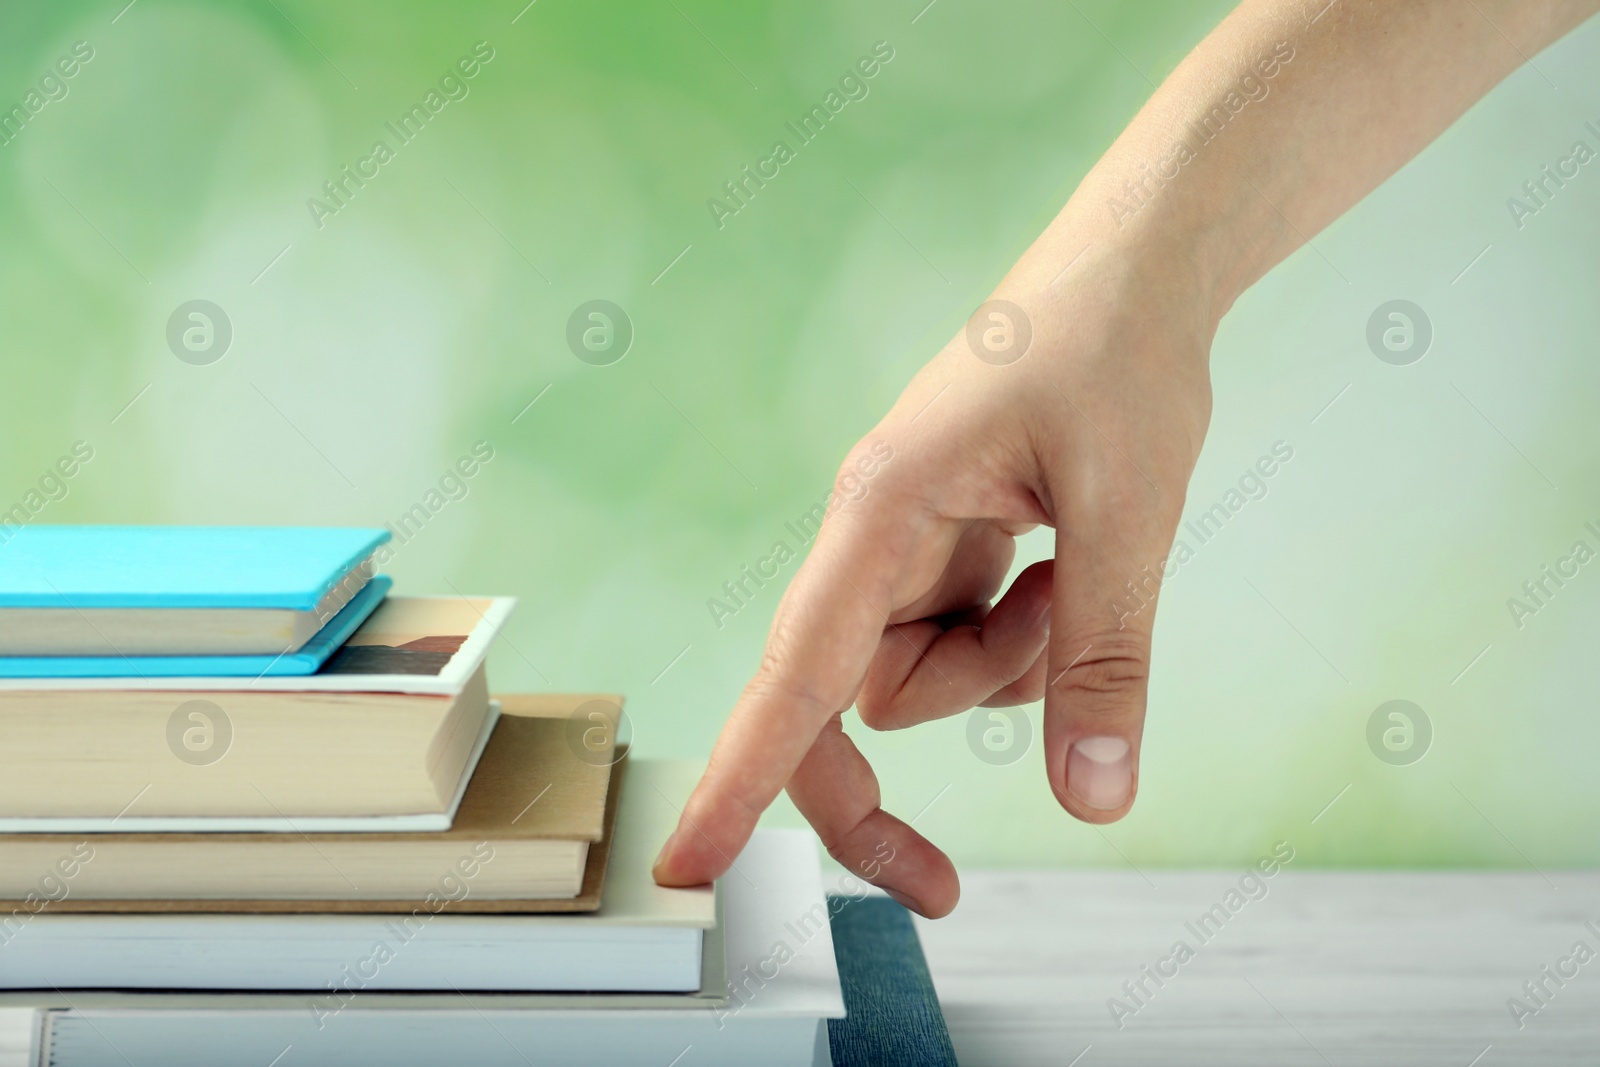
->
652 492 921 887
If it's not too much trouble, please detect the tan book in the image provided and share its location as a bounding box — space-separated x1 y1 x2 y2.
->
0 757 725 1010
0 758 728 998
0 694 624 909
0 596 516 828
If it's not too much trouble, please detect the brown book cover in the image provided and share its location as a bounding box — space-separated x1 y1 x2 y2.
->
0 757 730 1012
0 694 627 914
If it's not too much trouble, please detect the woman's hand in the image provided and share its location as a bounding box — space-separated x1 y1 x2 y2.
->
652 234 1217 917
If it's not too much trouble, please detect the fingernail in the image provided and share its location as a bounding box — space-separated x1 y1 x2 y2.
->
883 888 922 914
1067 736 1131 811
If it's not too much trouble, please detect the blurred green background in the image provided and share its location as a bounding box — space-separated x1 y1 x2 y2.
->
3 0 1599 870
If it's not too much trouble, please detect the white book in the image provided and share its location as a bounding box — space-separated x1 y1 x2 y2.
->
14 829 843 1067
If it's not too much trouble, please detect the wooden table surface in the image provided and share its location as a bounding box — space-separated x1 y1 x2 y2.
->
915 871 1600 1066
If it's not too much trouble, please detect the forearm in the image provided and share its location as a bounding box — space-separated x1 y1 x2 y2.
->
1022 0 1599 323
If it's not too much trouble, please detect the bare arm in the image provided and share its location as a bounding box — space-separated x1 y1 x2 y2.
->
654 0 1600 916
1032 0 1598 318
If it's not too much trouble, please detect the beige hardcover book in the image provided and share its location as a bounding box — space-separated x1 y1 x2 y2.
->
0 669 491 823
0 695 624 907
0 597 522 825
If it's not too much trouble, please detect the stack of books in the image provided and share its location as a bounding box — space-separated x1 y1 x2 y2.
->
0 526 956 1067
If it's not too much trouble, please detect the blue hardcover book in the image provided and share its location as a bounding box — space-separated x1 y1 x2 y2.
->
827 895 960 1067
0 526 390 675
0 525 386 608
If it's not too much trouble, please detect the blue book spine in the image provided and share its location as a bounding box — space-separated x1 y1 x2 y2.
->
826 894 959 1067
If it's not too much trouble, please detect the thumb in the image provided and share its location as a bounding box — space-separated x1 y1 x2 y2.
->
1044 500 1174 824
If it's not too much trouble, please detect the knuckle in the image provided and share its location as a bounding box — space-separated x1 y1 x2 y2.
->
748 655 841 720
1052 633 1150 701
822 825 869 867
989 633 1042 690
984 656 1047 707
851 663 898 729
853 686 889 729
831 437 897 510
853 691 902 732
854 635 929 733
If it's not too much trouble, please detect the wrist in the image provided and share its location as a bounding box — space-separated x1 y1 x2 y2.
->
1006 195 1231 369
1050 156 1266 334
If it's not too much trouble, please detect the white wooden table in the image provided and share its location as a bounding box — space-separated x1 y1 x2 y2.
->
916 871 1600 1066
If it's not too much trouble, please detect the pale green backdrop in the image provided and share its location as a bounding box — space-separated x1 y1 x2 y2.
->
4 1 1599 869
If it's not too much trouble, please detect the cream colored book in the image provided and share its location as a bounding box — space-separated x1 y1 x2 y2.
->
0 597 515 826
0 695 622 905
